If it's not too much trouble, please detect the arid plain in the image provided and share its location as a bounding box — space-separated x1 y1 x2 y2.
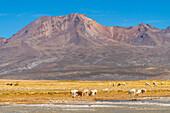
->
0 79 169 104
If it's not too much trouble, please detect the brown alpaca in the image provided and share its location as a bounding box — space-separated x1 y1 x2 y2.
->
76 91 83 96
14 83 19 86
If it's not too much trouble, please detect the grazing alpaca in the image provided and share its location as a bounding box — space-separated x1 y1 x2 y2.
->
70 89 78 95
70 89 78 98
14 83 19 86
76 91 83 96
141 88 146 94
6 83 13 86
117 83 121 86
136 90 142 96
122 83 125 86
101 88 109 92
89 89 97 96
83 89 89 96
145 82 150 86
153 82 157 86
128 89 136 95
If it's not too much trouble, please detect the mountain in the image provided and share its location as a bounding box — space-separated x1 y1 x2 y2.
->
162 27 170 33
0 37 7 45
0 13 170 80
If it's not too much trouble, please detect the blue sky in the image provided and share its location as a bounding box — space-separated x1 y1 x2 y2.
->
0 0 170 38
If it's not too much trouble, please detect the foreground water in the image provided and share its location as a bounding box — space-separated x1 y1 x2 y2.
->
0 99 170 113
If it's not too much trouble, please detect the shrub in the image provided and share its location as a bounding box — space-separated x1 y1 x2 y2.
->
47 92 57 95
117 90 123 92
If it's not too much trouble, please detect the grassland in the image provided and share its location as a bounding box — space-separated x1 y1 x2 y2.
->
0 79 169 104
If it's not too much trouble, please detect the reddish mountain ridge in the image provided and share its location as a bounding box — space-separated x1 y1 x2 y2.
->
6 13 170 46
0 13 169 80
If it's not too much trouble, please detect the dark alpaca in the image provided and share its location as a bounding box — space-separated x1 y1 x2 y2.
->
6 83 13 86
117 83 121 86
76 91 83 96
14 83 19 86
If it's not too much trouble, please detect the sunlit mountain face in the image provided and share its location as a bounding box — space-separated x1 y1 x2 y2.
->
0 13 169 80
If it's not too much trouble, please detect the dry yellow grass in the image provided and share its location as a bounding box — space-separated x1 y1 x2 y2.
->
0 79 169 104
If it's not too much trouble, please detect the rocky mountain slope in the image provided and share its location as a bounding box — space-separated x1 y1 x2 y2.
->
0 13 169 80
0 37 7 45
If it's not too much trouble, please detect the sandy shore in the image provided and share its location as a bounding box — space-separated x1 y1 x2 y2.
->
0 99 170 113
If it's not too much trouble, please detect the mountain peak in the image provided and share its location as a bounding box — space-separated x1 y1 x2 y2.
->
56 13 87 18
165 26 170 31
138 23 145 26
0 37 7 44
137 23 159 31
138 23 148 29
138 23 149 28
162 26 170 33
